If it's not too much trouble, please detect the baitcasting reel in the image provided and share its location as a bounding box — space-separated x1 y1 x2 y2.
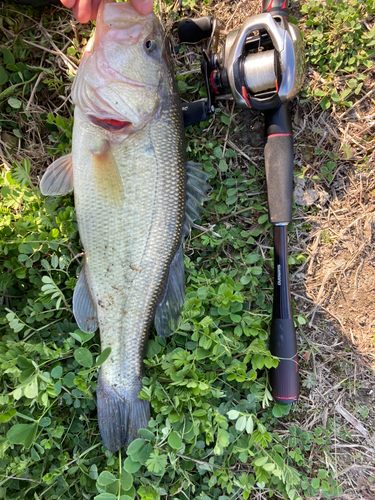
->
179 1 305 124
179 0 306 405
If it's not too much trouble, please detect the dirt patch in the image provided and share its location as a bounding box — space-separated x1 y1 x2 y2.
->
289 79 375 497
302 145 375 364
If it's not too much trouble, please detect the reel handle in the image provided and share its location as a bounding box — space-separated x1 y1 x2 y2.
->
178 16 213 43
182 100 210 127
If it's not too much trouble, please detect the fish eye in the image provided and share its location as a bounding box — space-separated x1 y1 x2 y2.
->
145 39 157 52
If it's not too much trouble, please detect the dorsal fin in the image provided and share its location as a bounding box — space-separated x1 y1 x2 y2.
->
184 161 211 235
154 162 211 337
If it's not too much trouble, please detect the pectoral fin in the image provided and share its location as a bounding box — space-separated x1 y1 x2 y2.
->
40 153 74 196
73 263 98 333
91 142 124 207
154 246 185 337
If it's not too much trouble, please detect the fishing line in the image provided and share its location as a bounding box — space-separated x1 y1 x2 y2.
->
244 50 276 93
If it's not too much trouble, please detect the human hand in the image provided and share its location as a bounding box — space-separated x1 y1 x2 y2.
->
60 0 154 24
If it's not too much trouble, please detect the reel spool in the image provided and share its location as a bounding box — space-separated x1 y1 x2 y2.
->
243 49 277 94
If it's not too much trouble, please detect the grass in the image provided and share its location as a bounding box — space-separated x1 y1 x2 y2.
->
0 0 374 499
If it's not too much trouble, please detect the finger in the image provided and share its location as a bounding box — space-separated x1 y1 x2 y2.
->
90 0 102 21
72 0 92 23
60 0 77 7
131 0 153 16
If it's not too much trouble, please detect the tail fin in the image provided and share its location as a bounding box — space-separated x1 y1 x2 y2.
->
97 374 150 453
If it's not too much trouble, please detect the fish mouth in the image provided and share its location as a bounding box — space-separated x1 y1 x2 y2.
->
89 116 133 132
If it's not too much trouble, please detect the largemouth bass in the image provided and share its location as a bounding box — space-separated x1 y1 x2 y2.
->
40 1 209 453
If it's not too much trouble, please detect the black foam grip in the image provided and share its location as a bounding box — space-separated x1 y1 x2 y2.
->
264 134 294 224
178 17 213 43
269 318 299 403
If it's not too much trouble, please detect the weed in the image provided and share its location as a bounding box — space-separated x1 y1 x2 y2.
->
301 0 375 109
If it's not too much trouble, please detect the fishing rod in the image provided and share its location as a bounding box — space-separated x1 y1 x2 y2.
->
178 0 305 403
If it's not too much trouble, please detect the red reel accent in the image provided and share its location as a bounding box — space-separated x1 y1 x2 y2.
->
210 71 220 95
241 86 252 108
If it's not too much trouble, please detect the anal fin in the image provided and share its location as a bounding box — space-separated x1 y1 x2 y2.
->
72 263 98 333
154 246 185 337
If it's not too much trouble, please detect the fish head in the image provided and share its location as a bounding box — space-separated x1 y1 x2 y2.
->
72 1 169 135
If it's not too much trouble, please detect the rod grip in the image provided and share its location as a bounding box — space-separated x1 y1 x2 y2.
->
270 318 299 404
264 104 294 224
178 16 213 43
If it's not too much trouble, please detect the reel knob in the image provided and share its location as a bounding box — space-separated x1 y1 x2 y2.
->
178 16 213 43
